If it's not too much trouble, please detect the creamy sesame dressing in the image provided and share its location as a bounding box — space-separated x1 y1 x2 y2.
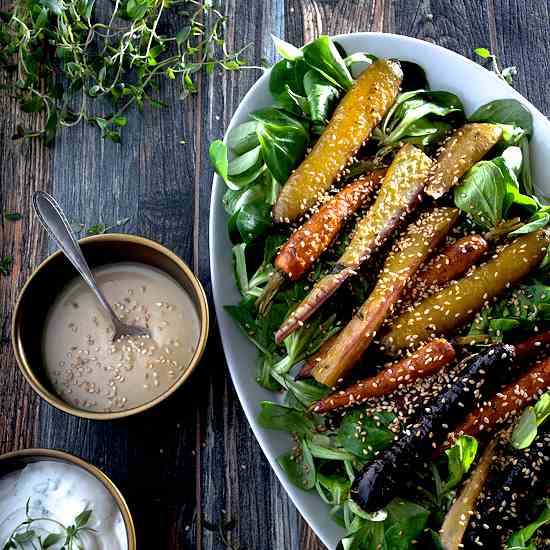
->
42 262 200 413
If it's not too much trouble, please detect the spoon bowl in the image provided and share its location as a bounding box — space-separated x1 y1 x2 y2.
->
32 191 151 343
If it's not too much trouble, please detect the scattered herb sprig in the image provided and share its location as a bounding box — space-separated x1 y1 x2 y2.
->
0 255 13 276
0 0 251 143
2 500 94 550
474 47 517 85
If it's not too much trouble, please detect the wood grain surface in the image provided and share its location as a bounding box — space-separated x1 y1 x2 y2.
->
1 1 549 549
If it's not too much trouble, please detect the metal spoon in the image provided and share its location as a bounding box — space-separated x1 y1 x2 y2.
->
33 191 150 342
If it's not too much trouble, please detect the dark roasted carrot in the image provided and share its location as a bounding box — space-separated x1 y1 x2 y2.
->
312 206 459 387
401 234 488 307
445 356 550 447
515 330 550 362
273 59 402 223
425 123 503 199
381 230 550 355
275 170 385 280
312 338 455 413
275 143 432 344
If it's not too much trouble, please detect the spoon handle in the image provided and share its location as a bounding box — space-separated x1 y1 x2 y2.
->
32 191 121 328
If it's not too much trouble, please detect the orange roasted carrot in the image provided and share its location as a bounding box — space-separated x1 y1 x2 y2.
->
515 330 550 362
275 143 432 344
273 59 402 223
444 356 550 448
257 170 385 315
312 338 455 413
401 234 488 306
275 170 385 281
312 206 460 387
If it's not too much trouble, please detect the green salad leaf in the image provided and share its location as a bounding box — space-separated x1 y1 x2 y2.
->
250 107 309 184
442 435 478 492
258 402 317 436
469 98 533 137
376 89 464 151
209 140 229 181
277 438 316 490
338 499 430 550
336 410 396 461
301 35 354 90
465 280 550 343
453 145 543 235
506 499 550 550
511 392 550 449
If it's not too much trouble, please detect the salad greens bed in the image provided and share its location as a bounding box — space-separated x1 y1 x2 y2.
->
210 35 550 548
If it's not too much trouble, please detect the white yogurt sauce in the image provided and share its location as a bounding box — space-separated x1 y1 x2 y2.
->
0 461 128 549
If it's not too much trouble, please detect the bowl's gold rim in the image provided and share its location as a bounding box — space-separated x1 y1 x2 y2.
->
0 447 137 549
11 233 209 420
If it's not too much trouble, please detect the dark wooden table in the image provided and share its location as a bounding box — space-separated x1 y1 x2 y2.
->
1 1 549 548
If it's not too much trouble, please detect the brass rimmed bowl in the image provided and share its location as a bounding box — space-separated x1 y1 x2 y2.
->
0 448 136 549
12 233 209 420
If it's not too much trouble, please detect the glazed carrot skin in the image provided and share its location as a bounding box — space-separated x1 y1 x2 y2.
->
273 59 402 223
439 438 498 550
425 123 503 199
275 143 433 344
402 234 488 306
313 206 460 387
515 330 550 362
296 333 338 380
445 356 550 446
312 338 455 414
275 170 385 281
382 230 550 355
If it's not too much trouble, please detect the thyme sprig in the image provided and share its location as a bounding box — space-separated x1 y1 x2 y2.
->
474 47 517 85
0 0 252 143
2 499 94 550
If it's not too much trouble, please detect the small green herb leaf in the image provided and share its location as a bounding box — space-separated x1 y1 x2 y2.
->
43 532 64 548
0 256 13 276
474 47 492 59
4 212 22 221
74 509 92 528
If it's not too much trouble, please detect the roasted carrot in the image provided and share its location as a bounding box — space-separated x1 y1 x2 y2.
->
258 170 385 315
275 143 433 344
273 59 402 223
381 230 550 355
515 330 550 362
296 333 338 379
425 123 503 199
439 438 498 550
445 356 550 446
312 338 455 413
312 206 460 387
401 234 488 307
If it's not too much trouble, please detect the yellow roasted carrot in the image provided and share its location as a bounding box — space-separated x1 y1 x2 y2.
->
275 143 432 344
382 230 550 355
312 206 460 387
425 123 503 199
439 439 498 550
273 59 402 223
